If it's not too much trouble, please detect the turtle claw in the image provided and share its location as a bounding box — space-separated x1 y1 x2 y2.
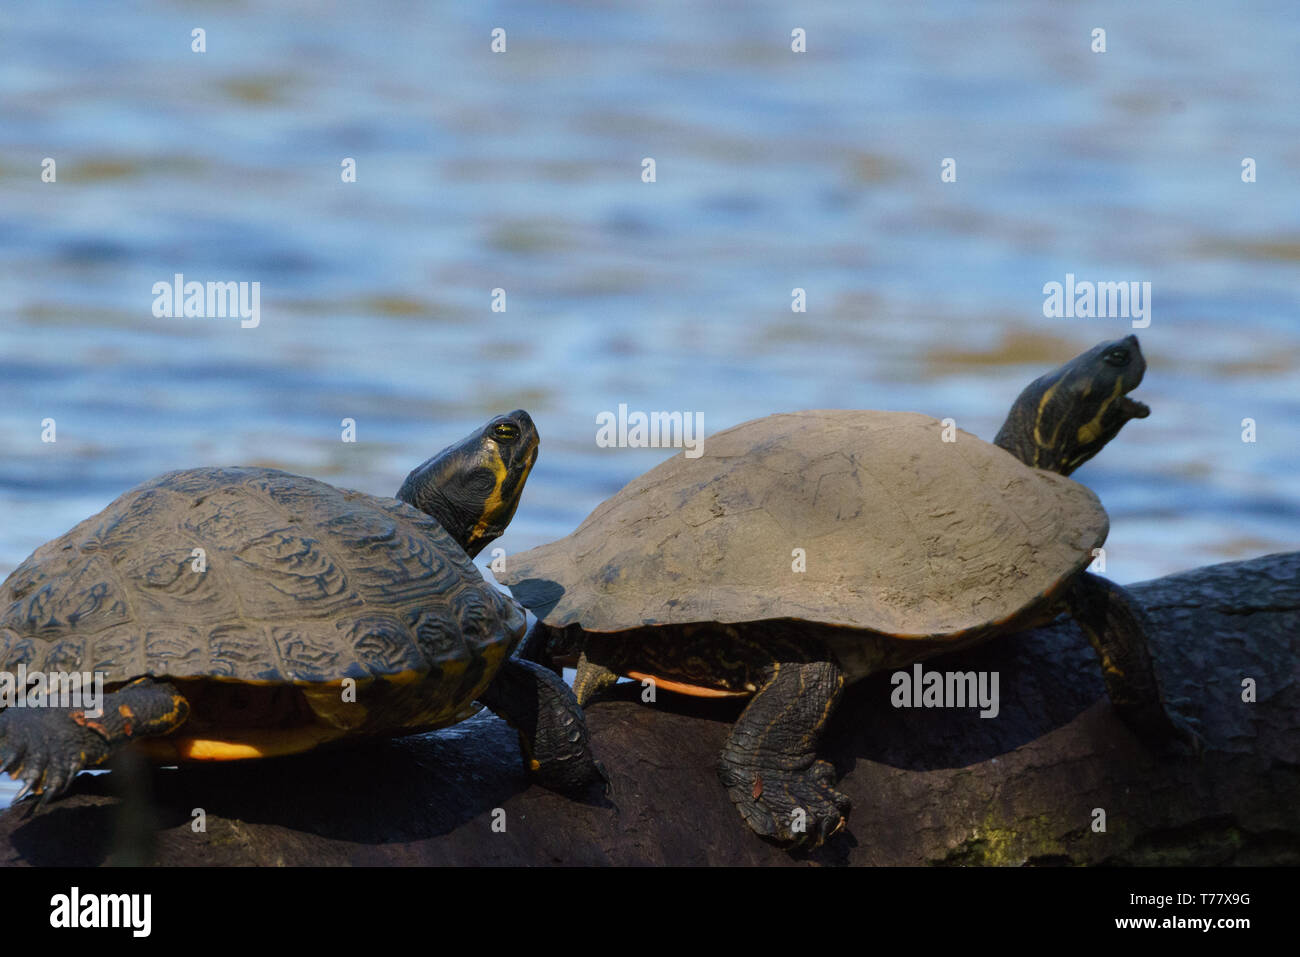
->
721 759 851 848
12 756 52 807
36 759 78 807
13 776 38 804
0 707 95 807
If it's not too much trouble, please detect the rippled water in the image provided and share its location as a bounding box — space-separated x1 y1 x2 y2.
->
1 2 1297 808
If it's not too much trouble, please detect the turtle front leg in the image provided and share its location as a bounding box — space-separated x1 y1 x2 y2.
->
516 619 559 672
1068 572 1202 755
478 657 609 797
718 658 849 847
0 677 189 806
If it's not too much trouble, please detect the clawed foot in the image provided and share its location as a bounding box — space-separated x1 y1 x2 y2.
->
720 758 850 847
530 742 611 798
479 656 610 799
0 708 106 807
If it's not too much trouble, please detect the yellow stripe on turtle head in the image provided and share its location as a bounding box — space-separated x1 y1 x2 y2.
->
467 444 535 553
1076 377 1124 446
1032 378 1062 466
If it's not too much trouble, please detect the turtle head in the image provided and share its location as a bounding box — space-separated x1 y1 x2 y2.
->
993 335 1149 476
398 410 539 557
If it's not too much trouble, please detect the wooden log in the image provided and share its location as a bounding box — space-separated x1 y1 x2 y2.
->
1 551 1296 866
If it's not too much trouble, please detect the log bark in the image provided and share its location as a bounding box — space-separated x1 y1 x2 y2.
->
1 552 1297 866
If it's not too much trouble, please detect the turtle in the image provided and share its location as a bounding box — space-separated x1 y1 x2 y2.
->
502 335 1199 846
0 410 606 806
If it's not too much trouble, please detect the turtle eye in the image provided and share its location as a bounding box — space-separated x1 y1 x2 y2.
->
492 422 520 441
1103 348 1130 367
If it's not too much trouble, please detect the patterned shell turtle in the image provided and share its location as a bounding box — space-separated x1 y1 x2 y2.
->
0 411 606 805
504 336 1199 846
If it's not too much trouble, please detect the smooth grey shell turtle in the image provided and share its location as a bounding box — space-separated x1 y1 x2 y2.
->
505 336 1198 846
0 411 606 805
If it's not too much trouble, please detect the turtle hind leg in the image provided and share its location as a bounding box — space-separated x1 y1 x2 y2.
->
1068 572 1202 756
0 677 189 807
718 657 850 847
478 657 609 797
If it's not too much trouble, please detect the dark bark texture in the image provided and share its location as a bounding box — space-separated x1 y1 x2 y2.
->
1 552 1296 866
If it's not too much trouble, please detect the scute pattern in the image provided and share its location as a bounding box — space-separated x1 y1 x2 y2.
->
408 609 470 666
0 467 523 687
315 506 470 606
503 410 1110 638
230 529 355 618
271 625 345 683
347 615 427 677
117 544 240 622
144 625 211 677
